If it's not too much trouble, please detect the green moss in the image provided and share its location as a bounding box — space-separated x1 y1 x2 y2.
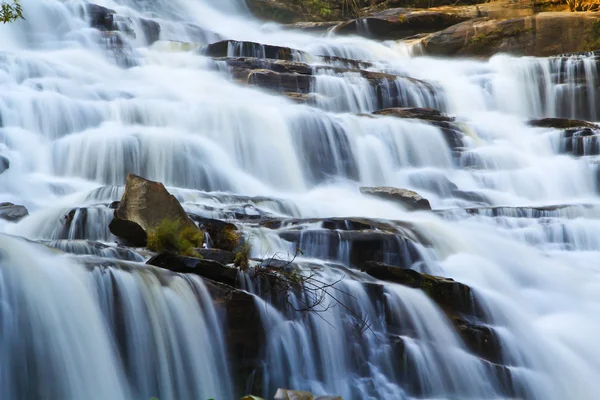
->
146 219 204 257
234 240 252 270
583 20 600 52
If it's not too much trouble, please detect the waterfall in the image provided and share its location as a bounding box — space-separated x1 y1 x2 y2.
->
1 0 600 399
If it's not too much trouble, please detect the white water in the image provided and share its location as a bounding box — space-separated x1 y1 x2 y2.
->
0 0 600 399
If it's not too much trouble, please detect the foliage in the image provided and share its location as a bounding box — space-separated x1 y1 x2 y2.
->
234 239 252 270
566 0 600 11
146 219 204 257
1 0 24 23
583 20 600 51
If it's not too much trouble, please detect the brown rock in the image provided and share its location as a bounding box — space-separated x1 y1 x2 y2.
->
360 186 432 211
109 174 199 246
420 12 600 58
333 9 468 40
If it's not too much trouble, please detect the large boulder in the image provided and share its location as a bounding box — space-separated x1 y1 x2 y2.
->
333 9 468 40
360 186 432 211
108 174 199 246
0 202 28 222
420 12 600 58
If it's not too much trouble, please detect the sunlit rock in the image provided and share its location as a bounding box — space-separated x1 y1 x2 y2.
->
109 174 199 246
360 186 432 211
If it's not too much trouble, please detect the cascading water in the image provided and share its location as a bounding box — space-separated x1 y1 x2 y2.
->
1 0 600 399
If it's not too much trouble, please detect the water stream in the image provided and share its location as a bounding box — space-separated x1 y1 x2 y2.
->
1 0 600 399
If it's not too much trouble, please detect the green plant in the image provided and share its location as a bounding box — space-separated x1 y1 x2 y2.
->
234 239 252 270
146 219 204 257
1 0 24 23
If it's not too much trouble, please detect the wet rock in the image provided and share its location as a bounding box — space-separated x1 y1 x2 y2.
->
373 107 454 123
187 215 240 251
372 108 464 150
108 174 199 247
203 40 306 61
362 262 475 315
0 202 28 222
360 186 432 211
146 251 239 286
204 279 265 396
278 229 423 269
0 155 8 174
528 117 599 129
274 389 342 400
139 18 161 45
420 12 600 58
453 317 503 364
85 3 116 31
246 69 312 94
283 21 341 33
333 9 467 40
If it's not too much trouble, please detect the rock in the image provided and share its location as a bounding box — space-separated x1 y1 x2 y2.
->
274 389 343 400
373 107 455 123
139 18 161 45
362 262 475 314
84 3 116 31
246 69 312 93
360 186 432 211
146 252 239 286
108 174 199 246
278 229 424 269
0 202 28 222
283 21 341 33
372 108 465 150
420 12 600 58
333 9 468 40
187 215 240 251
204 279 265 397
0 155 8 174
528 117 599 129
203 40 306 61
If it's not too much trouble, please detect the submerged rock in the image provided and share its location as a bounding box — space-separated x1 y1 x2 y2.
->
360 186 432 211
0 202 28 222
108 174 199 246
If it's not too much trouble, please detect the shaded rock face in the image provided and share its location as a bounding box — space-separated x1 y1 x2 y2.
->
204 40 305 61
420 12 600 58
109 174 199 246
0 155 8 175
0 202 29 222
372 107 465 150
203 279 266 397
333 9 468 40
373 107 454 122
529 117 599 129
360 186 432 211
363 262 502 364
83 3 161 45
147 252 239 286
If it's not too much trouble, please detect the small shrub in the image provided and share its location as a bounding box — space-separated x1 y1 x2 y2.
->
147 219 204 257
234 241 251 270
217 225 242 252
1 0 24 24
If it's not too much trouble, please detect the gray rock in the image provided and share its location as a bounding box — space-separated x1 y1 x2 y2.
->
0 202 29 222
360 186 431 211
